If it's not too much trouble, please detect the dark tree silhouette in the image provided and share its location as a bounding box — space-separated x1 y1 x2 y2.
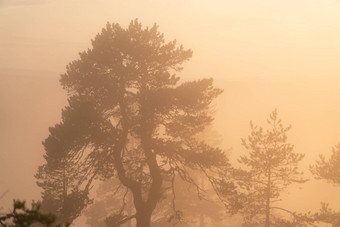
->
36 20 227 227
0 200 58 227
235 109 307 227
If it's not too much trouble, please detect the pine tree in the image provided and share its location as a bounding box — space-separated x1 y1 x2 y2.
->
311 143 340 186
310 143 340 226
36 20 227 227
236 109 306 227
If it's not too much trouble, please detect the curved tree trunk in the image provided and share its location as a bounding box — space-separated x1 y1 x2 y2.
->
135 208 152 227
113 82 163 227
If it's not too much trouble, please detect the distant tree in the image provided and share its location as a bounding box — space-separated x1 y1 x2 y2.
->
36 19 229 227
0 200 58 227
235 109 307 227
84 174 228 227
311 143 340 186
35 106 95 225
83 178 134 227
313 203 340 226
310 144 340 226
84 126 228 227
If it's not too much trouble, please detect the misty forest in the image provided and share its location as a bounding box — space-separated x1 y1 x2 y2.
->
1 1 340 227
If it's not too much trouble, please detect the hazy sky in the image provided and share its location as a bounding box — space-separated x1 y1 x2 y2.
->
1 0 340 225
2 0 340 78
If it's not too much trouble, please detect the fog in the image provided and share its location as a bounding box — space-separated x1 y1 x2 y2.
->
1 0 340 226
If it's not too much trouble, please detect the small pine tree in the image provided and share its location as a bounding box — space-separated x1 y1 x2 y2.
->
236 109 307 227
311 143 340 186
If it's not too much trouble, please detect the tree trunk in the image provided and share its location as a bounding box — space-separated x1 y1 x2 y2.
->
265 195 270 227
199 176 205 227
128 192 133 227
265 169 271 227
199 214 204 227
135 209 152 227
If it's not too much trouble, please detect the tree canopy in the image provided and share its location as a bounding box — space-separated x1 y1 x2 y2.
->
36 19 227 227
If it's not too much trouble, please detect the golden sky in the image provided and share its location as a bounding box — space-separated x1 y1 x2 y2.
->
0 0 340 224
1 0 340 78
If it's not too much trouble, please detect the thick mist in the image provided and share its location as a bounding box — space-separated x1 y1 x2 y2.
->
1 1 340 226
